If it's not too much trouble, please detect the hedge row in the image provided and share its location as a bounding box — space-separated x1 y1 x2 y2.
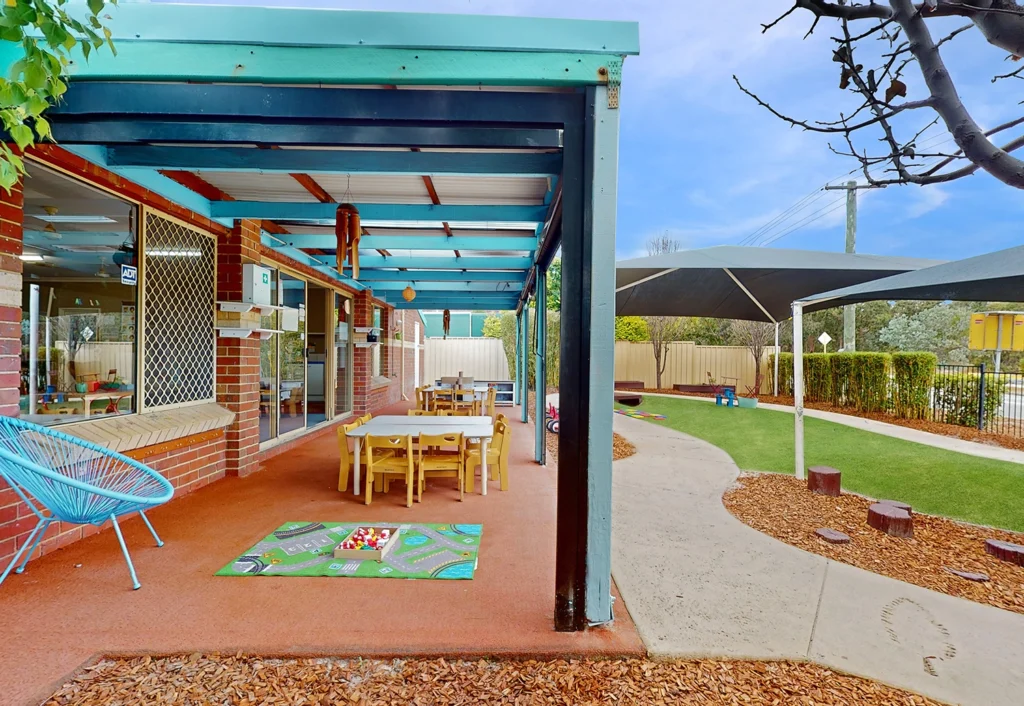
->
768 352 1006 427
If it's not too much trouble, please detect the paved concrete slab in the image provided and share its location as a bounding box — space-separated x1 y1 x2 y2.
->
611 411 1024 706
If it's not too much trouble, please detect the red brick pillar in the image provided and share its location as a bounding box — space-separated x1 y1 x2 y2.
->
352 290 374 415
216 219 262 477
0 181 23 418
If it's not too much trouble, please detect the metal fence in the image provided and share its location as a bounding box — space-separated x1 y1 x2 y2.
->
933 364 1024 436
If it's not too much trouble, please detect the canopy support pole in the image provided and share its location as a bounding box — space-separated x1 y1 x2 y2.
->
520 308 529 424
535 270 547 464
723 268 776 324
514 309 522 407
556 85 615 631
774 322 780 397
793 302 805 480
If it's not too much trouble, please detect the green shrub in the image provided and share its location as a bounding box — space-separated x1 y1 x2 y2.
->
804 353 833 404
614 316 648 342
891 352 937 419
768 352 793 395
933 372 1007 430
847 352 891 413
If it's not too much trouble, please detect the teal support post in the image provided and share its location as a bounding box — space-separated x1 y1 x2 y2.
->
582 86 619 626
535 271 548 463
516 311 524 405
554 85 618 631
521 307 530 424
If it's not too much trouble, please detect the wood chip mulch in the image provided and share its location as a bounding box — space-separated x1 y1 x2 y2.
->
43 654 946 705
724 473 1024 615
526 391 637 463
757 395 1024 452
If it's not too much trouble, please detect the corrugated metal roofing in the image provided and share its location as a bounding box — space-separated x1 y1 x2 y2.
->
196 171 318 202
431 176 548 205
312 174 432 204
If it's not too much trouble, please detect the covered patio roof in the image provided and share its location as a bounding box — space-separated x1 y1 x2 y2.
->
4 2 639 632
4 2 639 313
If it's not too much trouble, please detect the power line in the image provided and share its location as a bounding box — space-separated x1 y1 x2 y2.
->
759 197 846 247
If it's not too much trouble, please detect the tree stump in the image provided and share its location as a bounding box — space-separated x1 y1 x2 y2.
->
868 503 914 538
985 539 1024 567
807 466 841 496
878 499 912 516
815 528 851 544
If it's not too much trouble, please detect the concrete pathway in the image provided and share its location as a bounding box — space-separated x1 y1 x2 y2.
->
611 412 1024 706
639 391 1024 465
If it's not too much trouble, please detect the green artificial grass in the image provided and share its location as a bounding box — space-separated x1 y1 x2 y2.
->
620 396 1024 532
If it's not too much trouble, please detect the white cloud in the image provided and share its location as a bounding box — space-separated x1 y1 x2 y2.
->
905 186 951 219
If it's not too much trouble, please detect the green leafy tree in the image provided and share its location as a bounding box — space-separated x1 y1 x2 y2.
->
545 258 561 312
0 0 118 191
614 316 648 342
481 313 503 339
680 317 731 346
879 303 972 364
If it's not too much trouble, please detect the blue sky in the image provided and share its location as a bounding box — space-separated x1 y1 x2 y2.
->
158 0 1023 262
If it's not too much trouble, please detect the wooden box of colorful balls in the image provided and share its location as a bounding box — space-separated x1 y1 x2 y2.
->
333 526 400 562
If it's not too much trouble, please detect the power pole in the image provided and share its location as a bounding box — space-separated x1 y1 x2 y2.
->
843 180 857 352
824 180 860 351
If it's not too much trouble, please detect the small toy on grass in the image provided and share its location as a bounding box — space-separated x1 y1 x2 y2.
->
614 409 667 421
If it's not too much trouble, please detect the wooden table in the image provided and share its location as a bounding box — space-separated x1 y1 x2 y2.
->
345 415 495 496
422 385 489 412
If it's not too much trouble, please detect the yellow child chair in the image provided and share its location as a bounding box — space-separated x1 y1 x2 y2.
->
435 410 455 417
451 388 475 414
484 387 497 418
465 420 510 493
415 386 431 411
337 420 392 492
364 435 416 507
407 409 434 416
433 388 453 412
417 433 465 501
359 413 372 425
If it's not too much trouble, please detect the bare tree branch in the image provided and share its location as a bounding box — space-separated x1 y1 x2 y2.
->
742 0 1024 189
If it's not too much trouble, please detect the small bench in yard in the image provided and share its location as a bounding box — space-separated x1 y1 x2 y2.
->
615 381 645 390
614 391 644 407
673 384 736 394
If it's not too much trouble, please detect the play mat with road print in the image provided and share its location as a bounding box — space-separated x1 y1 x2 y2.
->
217 522 482 580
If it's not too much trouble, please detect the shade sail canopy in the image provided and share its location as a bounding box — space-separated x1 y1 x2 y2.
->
616 246 941 323
801 244 1024 311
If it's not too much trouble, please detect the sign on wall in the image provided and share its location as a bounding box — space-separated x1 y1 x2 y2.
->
120 264 137 286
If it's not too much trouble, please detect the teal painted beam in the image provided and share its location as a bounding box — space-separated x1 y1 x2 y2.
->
391 299 518 310
106 146 562 176
59 5 640 55
285 236 537 251
210 202 547 223
371 281 523 292
351 256 533 270
264 241 369 291
41 43 627 87
62 146 215 220
355 270 527 283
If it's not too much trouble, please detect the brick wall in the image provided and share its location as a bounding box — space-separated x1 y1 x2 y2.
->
0 430 226 566
0 178 23 419
216 219 263 477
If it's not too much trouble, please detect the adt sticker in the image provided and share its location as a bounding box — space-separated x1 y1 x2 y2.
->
120 264 137 286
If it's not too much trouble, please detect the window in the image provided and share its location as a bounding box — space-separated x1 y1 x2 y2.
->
141 211 216 409
259 268 279 443
19 163 139 426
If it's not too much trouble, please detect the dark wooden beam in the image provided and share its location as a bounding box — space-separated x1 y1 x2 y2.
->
159 169 290 235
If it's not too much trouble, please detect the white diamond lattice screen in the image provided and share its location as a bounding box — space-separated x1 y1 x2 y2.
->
143 212 216 409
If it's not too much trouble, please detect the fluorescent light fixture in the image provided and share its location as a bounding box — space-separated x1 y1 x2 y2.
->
33 215 116 224
19 253 43 262
147 250 203 257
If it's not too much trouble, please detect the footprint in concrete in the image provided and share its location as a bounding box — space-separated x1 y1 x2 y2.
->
880 597 956 677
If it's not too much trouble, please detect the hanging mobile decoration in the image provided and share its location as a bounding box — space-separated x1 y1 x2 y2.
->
335 174 361 279
442 309 451 340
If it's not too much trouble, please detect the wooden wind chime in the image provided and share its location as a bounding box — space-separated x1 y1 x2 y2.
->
335 203 361 279
442 309 451 340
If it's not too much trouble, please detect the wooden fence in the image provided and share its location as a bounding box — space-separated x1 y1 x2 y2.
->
614 342 774 393
423 337 510 382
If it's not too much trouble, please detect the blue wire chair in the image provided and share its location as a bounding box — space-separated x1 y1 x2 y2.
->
0 417 174 590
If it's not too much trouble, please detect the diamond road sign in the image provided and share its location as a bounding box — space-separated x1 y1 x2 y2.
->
818 332 832 346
